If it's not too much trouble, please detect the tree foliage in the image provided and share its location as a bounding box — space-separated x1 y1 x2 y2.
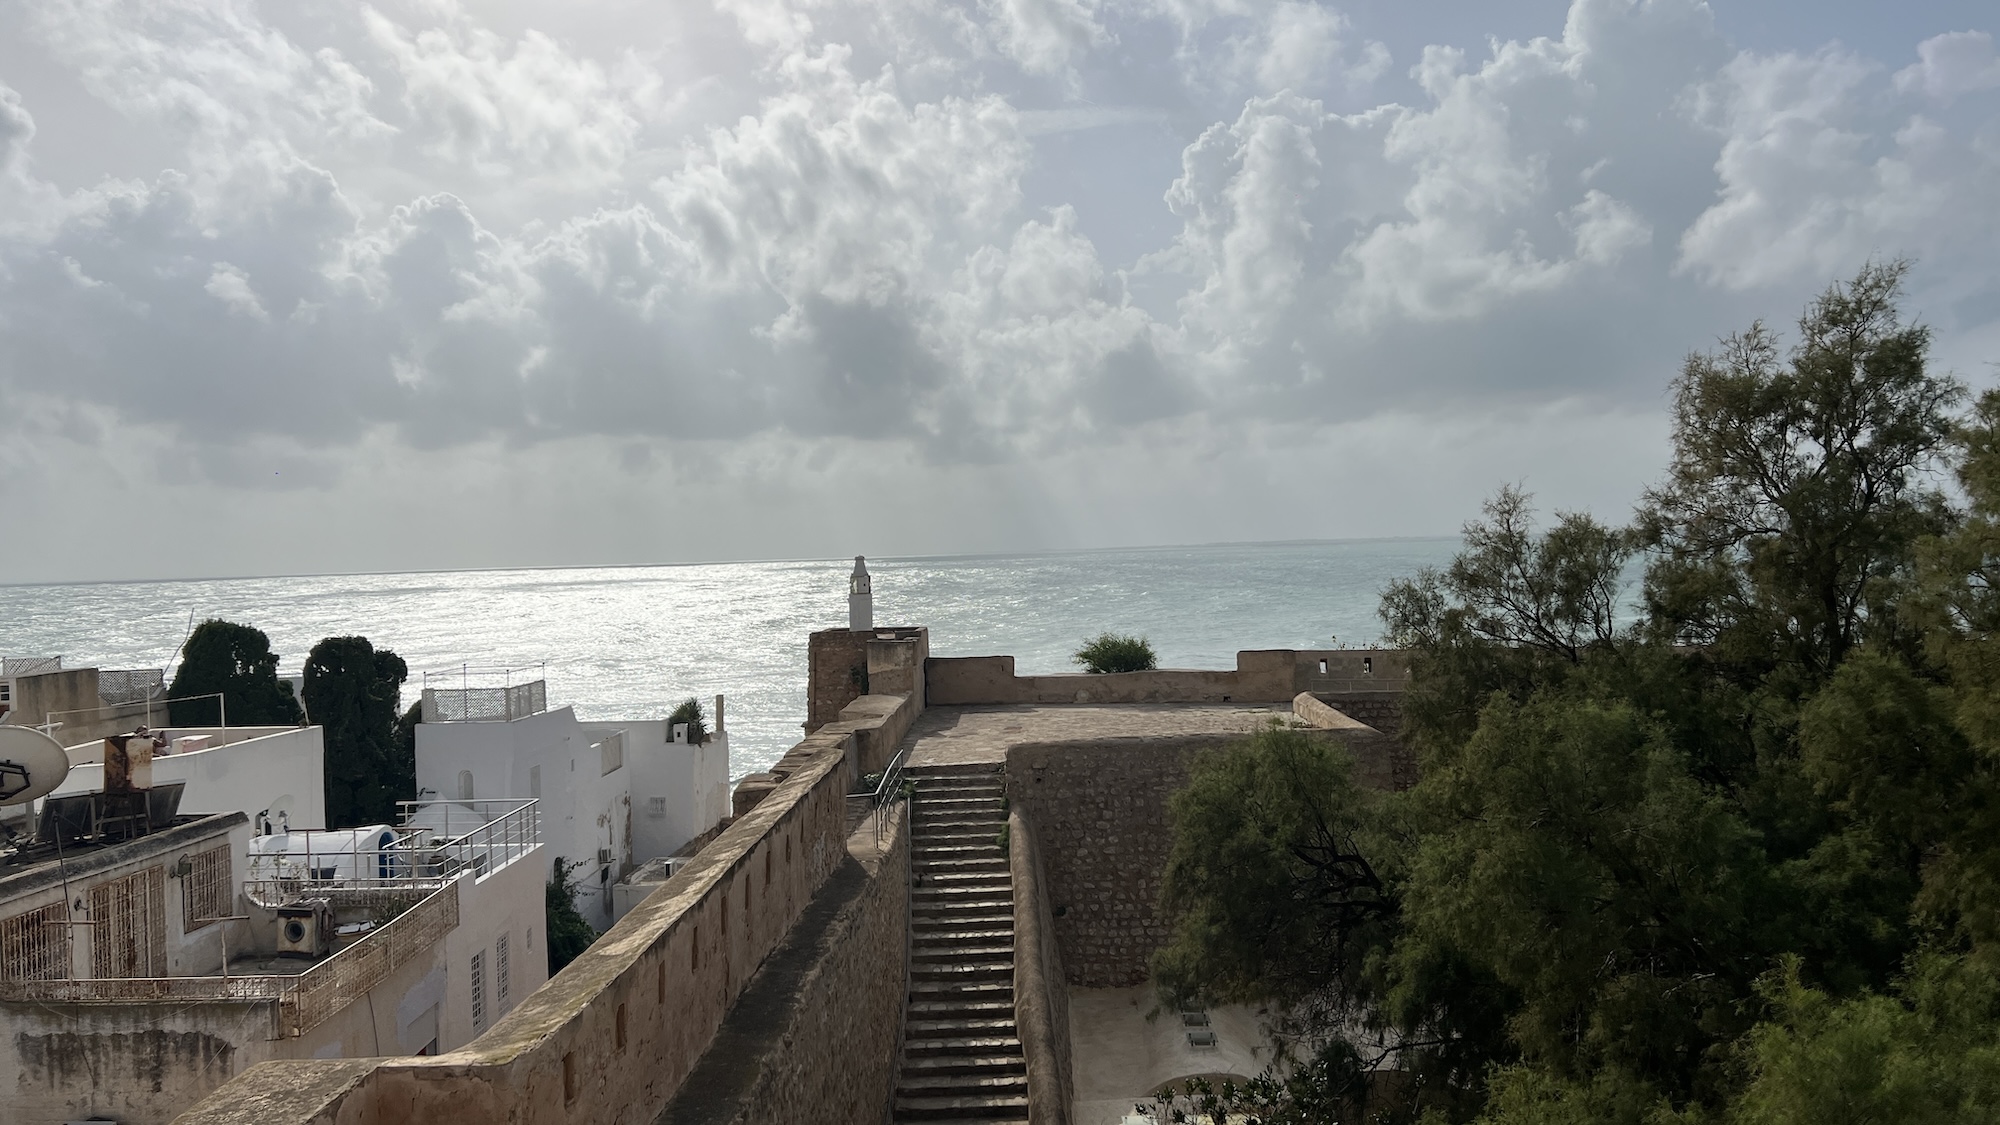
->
669 696 709 744
1075 632 1159 673
546 857 598 975
303 635 411 828
1155 263 2000 1124
167 619 304 726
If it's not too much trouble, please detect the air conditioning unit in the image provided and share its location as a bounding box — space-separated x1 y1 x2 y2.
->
597 847 613 866
276 899 332 959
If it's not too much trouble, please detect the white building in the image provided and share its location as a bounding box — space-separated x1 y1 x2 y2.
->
50 724 327 831
0 733 545 1125
413 678 730 927
0 795 546 1125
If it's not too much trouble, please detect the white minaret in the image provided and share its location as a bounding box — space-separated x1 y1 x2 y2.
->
849 555 874 632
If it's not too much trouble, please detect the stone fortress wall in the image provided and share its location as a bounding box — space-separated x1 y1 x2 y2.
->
176 629 931 1125
176 633 1406 1125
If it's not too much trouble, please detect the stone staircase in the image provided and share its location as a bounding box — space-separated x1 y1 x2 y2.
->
893 765 1028 1123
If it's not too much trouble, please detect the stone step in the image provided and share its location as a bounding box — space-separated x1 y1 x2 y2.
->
916 900 1016 920
914 873 1011 890
914 883 1013 899
898 1072 1030 1096
916 920 1024 936
903 1034 1023 1058
912 961 1012 983
916 860 1011 874
913 943 1014 962
914 825 1006 838
913 818 1006 832
914 882 1011 896
908 981 1014 1003
906 998 1016 1019
894 1091 1030 1120
916 920 1016 936
908 1040 1032 1064
914 906 1014 921
906 1017 1018 1037
914 899 1014 917
914 844 1007 859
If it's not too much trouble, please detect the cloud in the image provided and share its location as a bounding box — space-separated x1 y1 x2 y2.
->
1678 43 2000 289
1895 30 2000 103
0 84 33 175
361 5 643 185
0 0 1996 581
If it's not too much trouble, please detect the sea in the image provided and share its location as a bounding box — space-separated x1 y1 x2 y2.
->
0 539 1457 784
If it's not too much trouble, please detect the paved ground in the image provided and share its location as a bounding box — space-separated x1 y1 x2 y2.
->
901 703 1294 771
1068 985 1275 1125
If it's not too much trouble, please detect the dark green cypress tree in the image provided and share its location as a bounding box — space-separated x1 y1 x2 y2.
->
303 636 410 827
167 619 305 726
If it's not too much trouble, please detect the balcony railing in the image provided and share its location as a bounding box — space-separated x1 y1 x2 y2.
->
421 680 547 722
243 799 539 908
285 881 459 1035
0 882 459 1038
1 656 62 677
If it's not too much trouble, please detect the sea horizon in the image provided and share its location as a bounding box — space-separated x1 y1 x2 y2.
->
0 537 1462 781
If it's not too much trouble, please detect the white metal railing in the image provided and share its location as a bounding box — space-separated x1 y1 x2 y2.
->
2 656 62 677
0 883 460 1039
421 680 548 722
243 799 539 907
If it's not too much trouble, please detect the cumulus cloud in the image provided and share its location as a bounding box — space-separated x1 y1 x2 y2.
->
1679 43 2000 289
362 5 642 184
0 0 1996 580
1896 30 2000 103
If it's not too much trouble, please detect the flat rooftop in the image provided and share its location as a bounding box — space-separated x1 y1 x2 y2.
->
902 702 1294 770
0 811 245 897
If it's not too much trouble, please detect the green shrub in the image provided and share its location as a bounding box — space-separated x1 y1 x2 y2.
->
1073 633 1158 674
669 697 709 744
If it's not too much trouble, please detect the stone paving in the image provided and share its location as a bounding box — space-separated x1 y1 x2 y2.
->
901 703 1294 770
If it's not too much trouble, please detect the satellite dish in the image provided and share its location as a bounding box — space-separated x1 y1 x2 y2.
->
0 727 72 806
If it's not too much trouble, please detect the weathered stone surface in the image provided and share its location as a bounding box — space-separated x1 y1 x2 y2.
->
657 804 909 1125
1005 737 1222 989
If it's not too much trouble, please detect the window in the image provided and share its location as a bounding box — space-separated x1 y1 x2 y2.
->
495 934 510 1006
470 950 487 1031
91 866 167 978
183 844 232 929
1317 659 1328 674
0 901 69 981
458 770 474 801
646 796 667 818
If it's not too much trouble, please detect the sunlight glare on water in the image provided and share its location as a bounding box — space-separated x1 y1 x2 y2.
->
0 539 1457 783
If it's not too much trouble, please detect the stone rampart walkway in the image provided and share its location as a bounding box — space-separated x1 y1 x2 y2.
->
900 703 1293 771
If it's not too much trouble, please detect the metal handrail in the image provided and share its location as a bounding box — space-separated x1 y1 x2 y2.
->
868 738 917 844
243 799 539 907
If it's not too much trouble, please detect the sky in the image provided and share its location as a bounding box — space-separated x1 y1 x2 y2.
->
0 0 1995 584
